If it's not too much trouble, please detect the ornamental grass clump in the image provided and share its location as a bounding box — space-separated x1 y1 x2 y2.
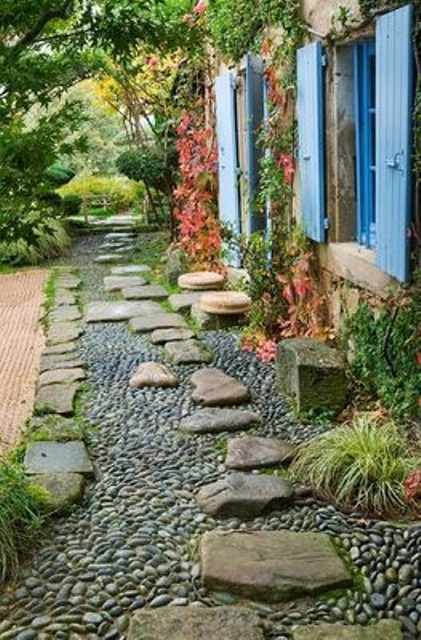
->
291 416 421 516
0 462 46 583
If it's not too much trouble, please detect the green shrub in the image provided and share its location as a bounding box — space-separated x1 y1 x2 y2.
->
58 174 144 212
45 164 75 186
116 148 166 191
0 462 46 582
291 416 421 515
62 194 83 216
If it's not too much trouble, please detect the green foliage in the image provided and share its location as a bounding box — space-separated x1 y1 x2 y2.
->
0 461 46 583
292 416 421 515
45 163 75 186
116 148 168 192
343 292 421 419
62 194 83 216
59 174 144 212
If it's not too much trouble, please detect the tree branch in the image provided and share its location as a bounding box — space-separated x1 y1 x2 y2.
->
11 0 74 55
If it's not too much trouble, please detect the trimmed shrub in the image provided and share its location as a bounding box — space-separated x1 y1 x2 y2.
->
291 416 421 515
62 194 83 216
58 174 144 212
45 164 75 186
116 148 166 191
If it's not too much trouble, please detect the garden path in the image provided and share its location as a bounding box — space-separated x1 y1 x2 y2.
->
0 269 47 455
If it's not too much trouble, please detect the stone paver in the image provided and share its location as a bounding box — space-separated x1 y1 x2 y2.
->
196 472 294 517
24 441 93 475
179 408 261 433
42 341 77 355
50 306 82 322
47 322 83 345
111 264 151 275
292 620 403 640
34 382 81 415
165 339 212 365
55 292 77 306
38 367 86 388
56 276 81 289
29 473 85 511
129 362 178 388
191 368 250 406
104 232 136 240
122 284 168 300
200 530 353 602
129 313 187 333
150 328 195 344
86 301 162 323
128 607 264 640
103 275 147 292
39 355 83 373
225 436 296 470
28 416 84 441
93 254 125 264
169 291 211 312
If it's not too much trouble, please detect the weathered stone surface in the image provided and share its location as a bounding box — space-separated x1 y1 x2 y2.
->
225 437 296 470
150 328 195 344
29 473 85 511
105 232 135 240
51 306 82 322
93 254 125 264
38 367 86 388
115 244 135 253
129 362 178 388
42 341 77 355
165 340 212 365
165 247 189 286
24 441 93 475
27 416 84 441
200 530 352 602
129 313 187 333
179 408 261 434
103 275 147 292
191 303 245 330
39 356 83 373
169 291 210 312
292 620 403 640
56 276 80 290
47 322 83 345
111 264 151 275
178 271 225 291
86 301 161 323
122 284 168 300
276 338 347 412
34 382 80 415
196 473 294 518
191 368 250 406
55 292 77 306
128 607 264 640
199 291 251 315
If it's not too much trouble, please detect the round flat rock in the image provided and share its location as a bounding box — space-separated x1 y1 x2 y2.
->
178 271 225 291
199 291 251 315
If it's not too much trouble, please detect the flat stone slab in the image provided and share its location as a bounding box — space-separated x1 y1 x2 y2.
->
34 382 80 415
165 339 212 365
115 244 135 253
28 416 84 441
24 441 93 475
105 232 136 240
93 254 125 264
225 437 296 470
169 291 212 312
129 362 178 388
179 408 261 434
178 271 225 291
103 275 147 292
128 607 264 640
196 473 294 518
129 313 187 333
29 473 85 512
122 284 168 300
47 322 83 345
43 341 77 355
199 291 251 315
38 367 86 388
191 368 250 406
55 292 77 306
39 356 83 373
111 264 151 275
56 276 80 289
191 303 245 330
51 306 82 322
200 530 353 602
292 620 403 640
151 328 195 344
85 301 162 323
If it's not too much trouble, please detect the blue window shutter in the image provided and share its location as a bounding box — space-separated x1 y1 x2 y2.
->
215 71 240 237
296 42 325 243
375 4 413 282
245 53 265 234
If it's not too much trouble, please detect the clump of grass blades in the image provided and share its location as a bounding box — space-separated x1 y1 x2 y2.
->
0 462 46 583
291 416 421 516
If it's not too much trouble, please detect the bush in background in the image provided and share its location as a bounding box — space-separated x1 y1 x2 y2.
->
44 164 75 186
62 194 83 216
116 148 167 192
59 174 144 213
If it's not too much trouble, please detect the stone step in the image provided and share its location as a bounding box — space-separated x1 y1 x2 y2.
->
291 620 402 640
199 291 251 315
225 436 296 470
200 530 353 603
111 264 151 275
164 339 212 365
196 472 294 518
129 362 178 388
103 275 147 292
122 284 168 300
178 271 225 291
38 367 85 388
29 473 85 513
129 313 187 333
85 301 162 323
151 328 195 344
168 291 218 312
190 368 250 406
24 441 93 475
93 254 126 264
47 322 83 346
35 381 81 415
179 408 261 434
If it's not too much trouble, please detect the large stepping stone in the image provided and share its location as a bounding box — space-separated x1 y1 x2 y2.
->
29 473 85 512
129 313 187 333
111 264 151 275
225 436 296 470
34 382 80 415
55 292 77 306
103 275 147 292
169 291 211 312
165 339 212 365
39 356 83 373
105 232 135 240
129 362 178 388
122 284 168 300
38 367 86 388
24 441 93 475
43 341 77 355
190 368 250 406
292 620 403 640
128 607 264 640
93 254 125 264
151 328 195 344
179 408 261 434
47 322 83 345
178 271 225 291
196 473 294 518
51 306 82 322
86 301 161 323
199 291 251 315
200 530 353 602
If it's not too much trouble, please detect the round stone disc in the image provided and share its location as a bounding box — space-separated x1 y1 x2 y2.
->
178 271 225 291
199 291 251 315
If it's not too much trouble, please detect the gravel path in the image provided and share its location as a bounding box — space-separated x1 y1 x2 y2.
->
0 235 419 640
0 269 48 456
